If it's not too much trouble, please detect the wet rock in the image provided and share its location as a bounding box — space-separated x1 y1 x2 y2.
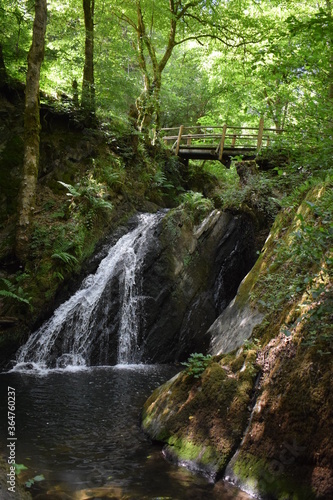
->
142 350 259 479
140 208 257 363
208 288 264 356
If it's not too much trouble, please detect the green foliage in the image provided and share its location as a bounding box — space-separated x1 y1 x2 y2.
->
1 0 332 154
30 220 84 260
0 277 32 311
51 251 78 268
182 353 212 379
30 224 52 253
13 462 45 488
58 177 113 230
58 178 113 211
181 191 214 223
219 168 280 222
25 474 45 488
153 170 174 190
243 338 261 352
96 155 125 190
276 182 332 271
251 178 333 352
14 463 28 475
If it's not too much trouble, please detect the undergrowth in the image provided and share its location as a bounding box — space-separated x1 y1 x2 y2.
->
250 176 333 353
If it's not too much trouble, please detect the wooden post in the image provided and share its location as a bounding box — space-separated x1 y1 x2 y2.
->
257 118 264 150
231 134 237 147
218 124 227 161
175 125 184 156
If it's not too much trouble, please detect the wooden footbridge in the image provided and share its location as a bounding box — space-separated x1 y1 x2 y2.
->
160 119 282 166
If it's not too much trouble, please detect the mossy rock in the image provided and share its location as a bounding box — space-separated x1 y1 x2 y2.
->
226 450 318 500
142 351 259 479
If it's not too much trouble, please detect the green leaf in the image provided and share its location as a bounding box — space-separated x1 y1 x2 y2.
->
15 463 28 474
33 474 45 482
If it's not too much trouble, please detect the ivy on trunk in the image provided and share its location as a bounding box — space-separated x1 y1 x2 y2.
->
15 0 47 263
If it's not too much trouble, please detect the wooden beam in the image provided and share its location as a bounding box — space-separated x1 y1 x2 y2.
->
218 124 227 161
257 118 264 150
175 125 184 156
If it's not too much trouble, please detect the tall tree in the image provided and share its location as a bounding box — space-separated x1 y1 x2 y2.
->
114 0 215 132
114 0 266 132
82 0 95 118
15 0 47 262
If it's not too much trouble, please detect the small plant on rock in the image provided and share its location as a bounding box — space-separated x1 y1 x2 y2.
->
181 352 212 378
181 191 214 223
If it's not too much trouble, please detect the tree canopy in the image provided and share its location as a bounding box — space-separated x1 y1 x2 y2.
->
0 0 332 159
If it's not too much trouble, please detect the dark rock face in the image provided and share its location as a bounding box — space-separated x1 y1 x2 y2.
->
139 209 257 363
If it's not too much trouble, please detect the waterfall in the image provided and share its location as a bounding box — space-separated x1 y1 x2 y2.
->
14 213 163 370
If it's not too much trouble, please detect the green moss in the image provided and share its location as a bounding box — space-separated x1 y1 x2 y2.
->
231 451 317 500
165 435 221 468
142 354 259 477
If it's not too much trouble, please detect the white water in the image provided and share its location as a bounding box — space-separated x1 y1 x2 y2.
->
14 213 163 371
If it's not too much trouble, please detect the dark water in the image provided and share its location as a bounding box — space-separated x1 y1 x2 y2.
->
0 365 251 499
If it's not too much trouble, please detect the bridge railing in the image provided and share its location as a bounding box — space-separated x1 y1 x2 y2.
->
160 120 283 160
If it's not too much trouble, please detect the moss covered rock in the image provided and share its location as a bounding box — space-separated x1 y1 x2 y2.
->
142 349 259 478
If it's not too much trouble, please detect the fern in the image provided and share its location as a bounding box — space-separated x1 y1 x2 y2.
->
181 191 214 211
58 180 113 213
52 271 65 282
58 181 81 197
90 197 113 211
0 278 32 309
0 278 14 292
153 171 174 189
52 252 78 267
0 290 31 305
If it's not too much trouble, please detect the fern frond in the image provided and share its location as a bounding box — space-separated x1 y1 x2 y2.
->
0 278 15 292
0 290 31 306
52 252 78 265
58 181 80 197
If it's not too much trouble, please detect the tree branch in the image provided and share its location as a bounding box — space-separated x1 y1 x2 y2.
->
112 10 138 32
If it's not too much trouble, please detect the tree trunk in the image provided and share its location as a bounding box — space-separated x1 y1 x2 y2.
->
82 0 95 120
15 0 47 262
133 0 176 133
326 1 333 100
136 75 162 133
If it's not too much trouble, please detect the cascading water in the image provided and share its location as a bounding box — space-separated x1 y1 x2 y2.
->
14 213 163 370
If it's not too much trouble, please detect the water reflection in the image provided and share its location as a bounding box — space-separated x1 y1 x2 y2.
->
0 366 251 499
